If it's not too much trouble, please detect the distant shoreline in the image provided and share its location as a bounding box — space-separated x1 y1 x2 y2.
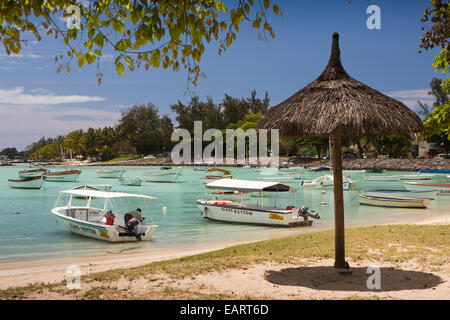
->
44 157 450 172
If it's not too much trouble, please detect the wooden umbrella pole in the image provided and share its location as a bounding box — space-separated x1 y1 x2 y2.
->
331 134 348 269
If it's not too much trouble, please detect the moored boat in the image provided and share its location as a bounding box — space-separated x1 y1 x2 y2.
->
301 174 358 190
96 168 125 178
8 176 46 189
361 189 438 200
197 179 320 227
44 169 81 182
364 175 401 182
399 174 436 180
119 176 142 186
365 169 384 173
200 168 232 183
419 169 450 174
143 166 182 182
52 189 158 242
358 194 431 208
402 182 450 196
18 168 47 178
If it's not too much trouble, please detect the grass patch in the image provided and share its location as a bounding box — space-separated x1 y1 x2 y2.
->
106 154 141 162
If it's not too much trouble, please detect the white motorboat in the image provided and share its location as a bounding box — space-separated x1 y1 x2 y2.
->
119 176 143 186
301 174 358 190
358 194 431 208
96 168 125 178
361 189 438 200
197 179 320 227
52 189 158 242
8 176 46 189
402 182 450 196
18 168 47 178
44 169 81 182
143 166 182 182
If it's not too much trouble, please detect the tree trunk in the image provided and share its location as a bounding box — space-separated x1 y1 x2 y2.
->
332 134 348 269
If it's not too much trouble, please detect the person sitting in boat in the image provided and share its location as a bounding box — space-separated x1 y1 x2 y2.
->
105 210 115 225
126 208 145 222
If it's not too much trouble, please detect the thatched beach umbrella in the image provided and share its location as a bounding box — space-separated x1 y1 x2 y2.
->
258 32 424 269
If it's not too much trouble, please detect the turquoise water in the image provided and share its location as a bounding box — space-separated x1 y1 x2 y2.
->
1 165 449 263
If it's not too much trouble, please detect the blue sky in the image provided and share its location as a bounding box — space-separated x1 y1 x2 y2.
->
0 0 443 150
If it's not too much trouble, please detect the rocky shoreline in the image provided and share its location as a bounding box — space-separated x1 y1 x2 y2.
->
63 157 449 172
296 158 449 172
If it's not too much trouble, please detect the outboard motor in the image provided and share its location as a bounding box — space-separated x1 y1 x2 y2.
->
299 206 320 220
124 213 142 241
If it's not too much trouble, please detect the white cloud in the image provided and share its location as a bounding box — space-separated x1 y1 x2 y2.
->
386 89 430 100
0 87 107 105
0 104 120 150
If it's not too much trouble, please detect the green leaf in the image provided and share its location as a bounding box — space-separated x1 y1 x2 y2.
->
116 61 125 75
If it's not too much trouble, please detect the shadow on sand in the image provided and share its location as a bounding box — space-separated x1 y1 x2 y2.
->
264 266 443 292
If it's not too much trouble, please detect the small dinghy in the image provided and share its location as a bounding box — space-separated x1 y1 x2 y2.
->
119 176 143 186
302 174 358 190
358 194 431 208
365 169 384 173
8 176 46 189
96 168 125 178
144 166 182 182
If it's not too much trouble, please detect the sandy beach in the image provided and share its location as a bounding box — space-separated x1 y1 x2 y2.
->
0 213 449 300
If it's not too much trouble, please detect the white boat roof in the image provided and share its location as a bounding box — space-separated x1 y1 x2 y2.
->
205 179 295 193
59 189 156 199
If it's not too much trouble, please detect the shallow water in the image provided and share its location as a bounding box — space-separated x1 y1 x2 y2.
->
0 165 449 263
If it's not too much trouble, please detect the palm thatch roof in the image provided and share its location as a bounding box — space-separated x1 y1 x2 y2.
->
258 33 424 138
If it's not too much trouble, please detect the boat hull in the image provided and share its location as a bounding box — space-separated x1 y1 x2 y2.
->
96 169 125 178
364 175 400 182
399 174 436 181
8 176 45 189
358 194 431 208
402 182 450 196
362 189 438 200
197 201 314 227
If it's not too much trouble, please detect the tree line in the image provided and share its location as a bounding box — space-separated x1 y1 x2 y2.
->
5 77 447 162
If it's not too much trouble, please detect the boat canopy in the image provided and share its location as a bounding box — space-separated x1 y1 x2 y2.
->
205 178 295 193
58 189 156 200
